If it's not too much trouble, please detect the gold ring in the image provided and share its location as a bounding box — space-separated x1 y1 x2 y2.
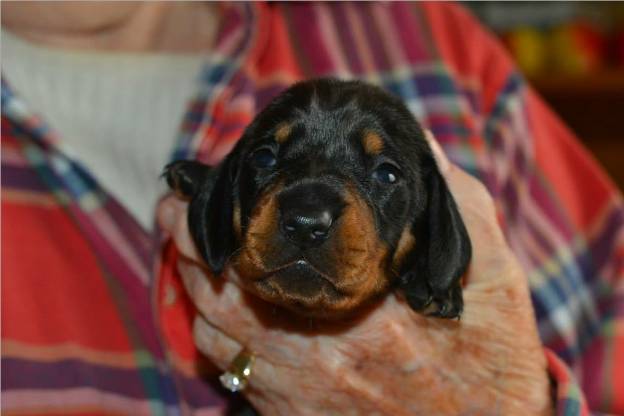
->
219 348 255 392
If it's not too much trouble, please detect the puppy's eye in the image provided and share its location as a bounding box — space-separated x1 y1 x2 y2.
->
251 148 277 169
373 163 401 184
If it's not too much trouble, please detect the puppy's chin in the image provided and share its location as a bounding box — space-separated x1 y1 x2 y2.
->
231 262 376 319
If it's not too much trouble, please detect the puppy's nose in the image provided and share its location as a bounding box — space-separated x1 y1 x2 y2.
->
281 209 333 246
278 182 343 248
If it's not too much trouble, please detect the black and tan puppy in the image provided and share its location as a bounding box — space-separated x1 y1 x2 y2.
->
165 78 471 320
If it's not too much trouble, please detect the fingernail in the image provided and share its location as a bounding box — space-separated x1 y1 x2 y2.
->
424 130 450 174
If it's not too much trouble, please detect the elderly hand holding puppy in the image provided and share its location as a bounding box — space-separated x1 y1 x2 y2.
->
159 81 552 415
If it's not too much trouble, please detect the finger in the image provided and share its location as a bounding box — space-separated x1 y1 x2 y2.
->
193 316 276 399
157 194 202 262
156 194 183 232
193 315 243 370
423 129 494 216
422 133 518 288
422 130 490 212
178 258 268 343
424 130 450 174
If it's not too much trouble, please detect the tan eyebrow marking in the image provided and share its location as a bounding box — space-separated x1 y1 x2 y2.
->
362 130 384 155
275 122 292 143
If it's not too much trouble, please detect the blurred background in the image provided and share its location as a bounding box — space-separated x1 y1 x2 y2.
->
466 2 624 190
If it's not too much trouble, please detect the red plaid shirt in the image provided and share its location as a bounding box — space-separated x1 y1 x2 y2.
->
3 3 622 415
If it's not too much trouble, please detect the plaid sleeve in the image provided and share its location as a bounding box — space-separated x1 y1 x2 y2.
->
478 62 624 416
546 348 591 415
423 4 624 414
482 58 624 416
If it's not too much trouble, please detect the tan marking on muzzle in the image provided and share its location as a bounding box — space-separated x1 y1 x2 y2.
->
328 185 390 312
231 180 394 317
232 183 282 281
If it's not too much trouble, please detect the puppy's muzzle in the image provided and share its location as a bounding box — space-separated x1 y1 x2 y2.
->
277 183 344 249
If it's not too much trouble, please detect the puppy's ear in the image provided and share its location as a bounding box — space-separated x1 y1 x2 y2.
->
164 156 238 275
164 160 211 197
399 161 471 319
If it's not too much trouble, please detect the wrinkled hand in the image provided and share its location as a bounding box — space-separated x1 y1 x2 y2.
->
158 132 552 415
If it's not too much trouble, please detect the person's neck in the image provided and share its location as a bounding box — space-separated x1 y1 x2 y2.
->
1 2 219 53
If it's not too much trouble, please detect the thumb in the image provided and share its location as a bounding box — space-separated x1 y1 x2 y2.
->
157 194 202 263
423 130 450 175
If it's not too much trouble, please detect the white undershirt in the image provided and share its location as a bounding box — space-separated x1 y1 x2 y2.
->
1 30 206 230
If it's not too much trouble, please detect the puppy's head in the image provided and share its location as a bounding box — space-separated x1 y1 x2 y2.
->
165 79 471 319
